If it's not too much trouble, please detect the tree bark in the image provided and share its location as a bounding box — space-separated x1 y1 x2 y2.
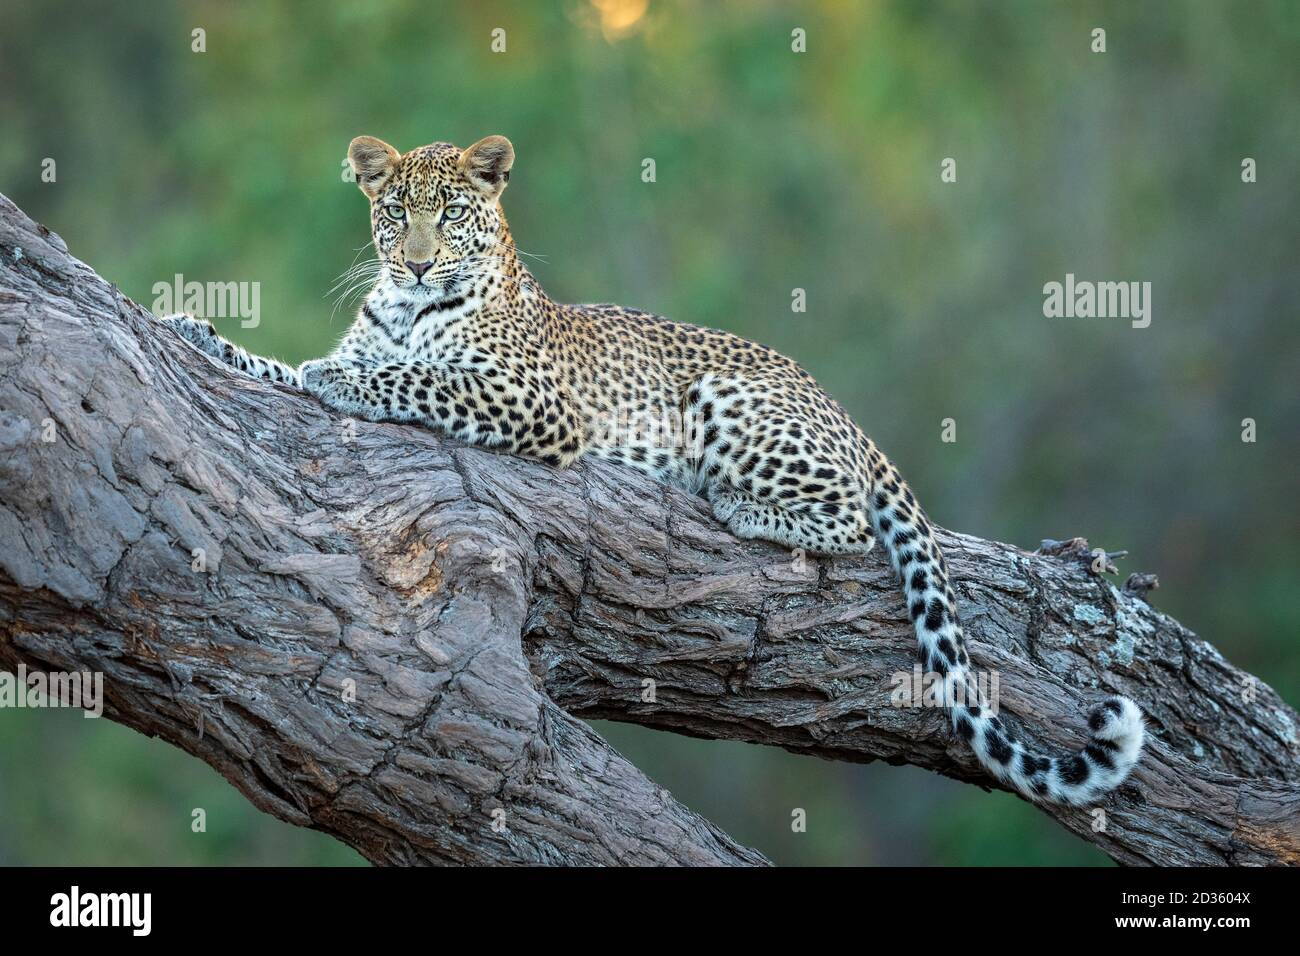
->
0 193 1295 866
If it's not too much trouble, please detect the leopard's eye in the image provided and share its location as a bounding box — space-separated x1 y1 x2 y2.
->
442 203 468 223
381 202 406 222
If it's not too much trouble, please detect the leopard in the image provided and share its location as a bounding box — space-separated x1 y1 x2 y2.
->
163 133 1145 805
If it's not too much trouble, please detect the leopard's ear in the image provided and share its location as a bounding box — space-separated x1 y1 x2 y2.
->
348 136 401 198
459 135 514 199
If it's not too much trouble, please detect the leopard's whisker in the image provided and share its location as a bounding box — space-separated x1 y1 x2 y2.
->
328 259 383 289
329 258 383 290
328 264 385 317
487 237 548 263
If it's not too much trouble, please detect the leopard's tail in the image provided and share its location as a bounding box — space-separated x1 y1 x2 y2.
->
867 460 1144 805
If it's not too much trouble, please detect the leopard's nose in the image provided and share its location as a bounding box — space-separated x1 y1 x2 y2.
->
405 260 434 278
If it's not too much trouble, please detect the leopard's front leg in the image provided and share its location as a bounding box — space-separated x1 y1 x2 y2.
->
161 314 300 385
299 359 583 467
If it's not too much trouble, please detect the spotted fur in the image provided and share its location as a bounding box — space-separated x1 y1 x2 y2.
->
164 135 1145 804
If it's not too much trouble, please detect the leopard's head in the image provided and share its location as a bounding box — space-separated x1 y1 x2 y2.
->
347 135 514 298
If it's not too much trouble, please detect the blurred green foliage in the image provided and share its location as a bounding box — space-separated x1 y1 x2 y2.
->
1 0 1296 865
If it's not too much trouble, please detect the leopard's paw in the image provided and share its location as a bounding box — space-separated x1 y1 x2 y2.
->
299 359 358 410
299 358 336 393
710 489 748 525
161 313 221 357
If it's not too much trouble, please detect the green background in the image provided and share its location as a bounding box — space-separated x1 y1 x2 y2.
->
1 0 1296 865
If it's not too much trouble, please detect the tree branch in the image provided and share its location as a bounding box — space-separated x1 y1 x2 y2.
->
0 193 1295 866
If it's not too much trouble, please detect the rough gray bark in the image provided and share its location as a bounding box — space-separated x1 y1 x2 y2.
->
0 193 1296 866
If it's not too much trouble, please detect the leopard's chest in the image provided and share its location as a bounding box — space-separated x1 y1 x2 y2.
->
406 311 477 364
343 294 487 367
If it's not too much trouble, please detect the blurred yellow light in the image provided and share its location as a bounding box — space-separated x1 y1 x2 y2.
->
590 0 649 41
